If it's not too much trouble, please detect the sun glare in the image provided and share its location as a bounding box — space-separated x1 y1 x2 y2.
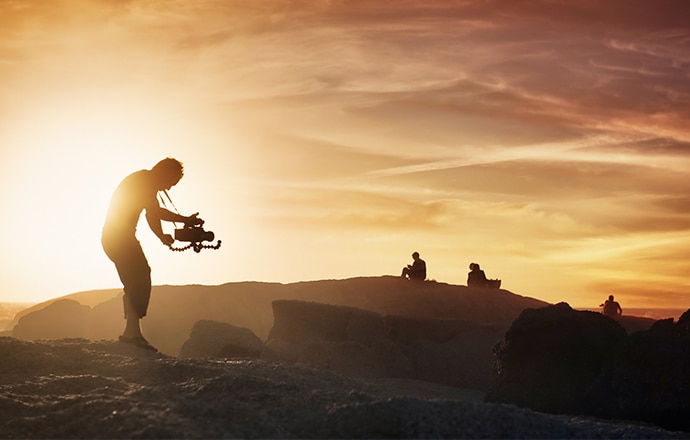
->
1 88 204 301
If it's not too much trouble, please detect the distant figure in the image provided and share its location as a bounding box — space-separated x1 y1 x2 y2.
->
467 262 488 287
467 262 501 288
600 295 622 318
102 158 204 351
401 252 426 281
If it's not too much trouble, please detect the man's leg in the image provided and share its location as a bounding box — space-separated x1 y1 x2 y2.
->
110 241 153 346
118 265 156 351
119 260 151 338
123 295 141 337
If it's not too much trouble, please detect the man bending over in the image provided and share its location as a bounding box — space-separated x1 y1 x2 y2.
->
102 158 202 351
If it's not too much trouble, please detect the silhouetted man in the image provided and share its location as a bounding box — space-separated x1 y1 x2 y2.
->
601 294 622 318
102 158 202 351
467 262 488 288
401 252 426 281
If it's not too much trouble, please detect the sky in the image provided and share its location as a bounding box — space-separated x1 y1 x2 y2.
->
1 0 689 309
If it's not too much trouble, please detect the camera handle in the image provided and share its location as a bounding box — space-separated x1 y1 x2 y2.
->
159 190 222 253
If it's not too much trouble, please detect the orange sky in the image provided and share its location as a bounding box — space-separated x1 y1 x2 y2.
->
1 0 689 309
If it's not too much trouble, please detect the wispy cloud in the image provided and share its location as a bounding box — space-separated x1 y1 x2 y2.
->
2 0 690 307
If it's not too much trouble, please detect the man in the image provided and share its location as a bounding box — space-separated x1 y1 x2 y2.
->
102 158 202 351
601 295 623 318
401 251 426 281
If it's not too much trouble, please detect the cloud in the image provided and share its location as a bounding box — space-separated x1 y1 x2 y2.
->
3 0 690 306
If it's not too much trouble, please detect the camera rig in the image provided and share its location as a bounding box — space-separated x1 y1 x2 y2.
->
160 190 222 253
169 220 222 253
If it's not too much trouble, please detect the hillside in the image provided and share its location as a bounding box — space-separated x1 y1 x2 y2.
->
11 276 549 356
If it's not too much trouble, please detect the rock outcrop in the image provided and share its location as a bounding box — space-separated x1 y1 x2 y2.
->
180 300 505 390
179 320 265 358
487 303 690 432
267 300 389 344
583 311 690 431
262 300 506 389
265 300 414 379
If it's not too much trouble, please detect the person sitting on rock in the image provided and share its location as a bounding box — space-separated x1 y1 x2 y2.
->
467 262 488 288
401 251 426 281
600 295 622 318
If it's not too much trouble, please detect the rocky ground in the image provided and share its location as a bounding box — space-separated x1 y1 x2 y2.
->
1 337 686 439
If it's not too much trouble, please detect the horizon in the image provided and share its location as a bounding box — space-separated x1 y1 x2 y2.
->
1 1 690 309
2 277 688 323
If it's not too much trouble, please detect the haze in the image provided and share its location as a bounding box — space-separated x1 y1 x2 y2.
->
1 0 689 309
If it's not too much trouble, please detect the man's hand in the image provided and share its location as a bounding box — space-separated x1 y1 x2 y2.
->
161 234 175 246
185 212 204 226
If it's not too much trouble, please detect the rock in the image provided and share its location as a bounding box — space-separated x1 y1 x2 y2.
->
385 315 484 344
675 308 690 338
179 320 264 359
267 300 412 378
487 302 627 413
268 300 387 343
264 338 301 362
488 302 690 432
266 300 501 389
585 315 690 431
299 340 415 378
404 326 502 390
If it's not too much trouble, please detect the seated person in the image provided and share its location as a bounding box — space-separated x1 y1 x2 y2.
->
401 251 426 281
467 262 488 288
600 295 622 318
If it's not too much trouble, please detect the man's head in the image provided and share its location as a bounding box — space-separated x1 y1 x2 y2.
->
412 251 420 260
609 295 614 301
151 158 184 190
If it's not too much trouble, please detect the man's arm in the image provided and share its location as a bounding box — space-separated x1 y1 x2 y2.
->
156 206 193 223
145 202 202 245
145 205 173 245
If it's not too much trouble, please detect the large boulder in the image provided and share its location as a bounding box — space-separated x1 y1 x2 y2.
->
179 320 265 359
266 300 504 388
384 315 506 389
268 300 388 344
488 303 690 433
584 311 690 431
487 302 627 413
404 326 503 390
384 316 480 344
267 300 409 378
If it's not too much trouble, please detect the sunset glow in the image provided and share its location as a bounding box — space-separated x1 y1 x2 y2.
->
1 0 689 310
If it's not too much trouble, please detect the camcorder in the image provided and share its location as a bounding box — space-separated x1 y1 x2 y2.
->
175 222 215 243
171 218 221 253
